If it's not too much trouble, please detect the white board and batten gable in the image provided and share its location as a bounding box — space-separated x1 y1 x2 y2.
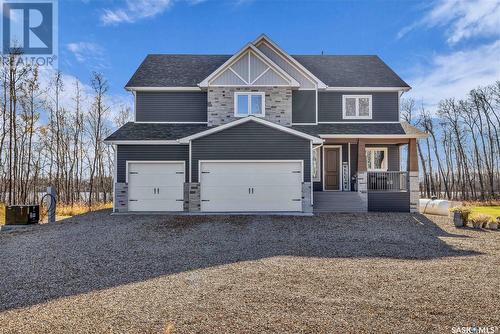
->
199 44 299 88
253 34 327 90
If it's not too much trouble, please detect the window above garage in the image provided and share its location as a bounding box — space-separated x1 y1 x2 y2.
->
234 92 265 117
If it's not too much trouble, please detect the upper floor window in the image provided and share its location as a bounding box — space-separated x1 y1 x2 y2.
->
366 147 388 171
234 92 265 117
342 95 372 119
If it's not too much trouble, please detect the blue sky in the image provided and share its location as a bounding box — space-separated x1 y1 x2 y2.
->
56 0 499 115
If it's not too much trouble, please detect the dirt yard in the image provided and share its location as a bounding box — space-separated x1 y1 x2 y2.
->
0 211 498 333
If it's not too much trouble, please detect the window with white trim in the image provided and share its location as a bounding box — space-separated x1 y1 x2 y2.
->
234 92 265 117
342 95 372 119
366 147 388 171
312 147 321 181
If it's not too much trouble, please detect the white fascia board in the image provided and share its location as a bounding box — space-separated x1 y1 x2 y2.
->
104 140 185 145
323 87 411 92
179 116 323 144
199 43 299 88
252 34 327 89
319 133 428 139
126 87 202 92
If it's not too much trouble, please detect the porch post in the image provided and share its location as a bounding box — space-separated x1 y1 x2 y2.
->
357 139 368 211
408 138 419 213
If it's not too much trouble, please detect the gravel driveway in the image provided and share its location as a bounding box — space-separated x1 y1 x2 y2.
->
0 211 499 333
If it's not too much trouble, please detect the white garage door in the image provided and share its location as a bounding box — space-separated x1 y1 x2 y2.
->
127 161 184 212
200 161 303 212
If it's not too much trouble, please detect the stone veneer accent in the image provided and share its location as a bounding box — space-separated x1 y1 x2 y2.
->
188 183 201 212
356 172 368 211
302 182 313 213
409 171 420 213
114 183 128 213
207 87 292 126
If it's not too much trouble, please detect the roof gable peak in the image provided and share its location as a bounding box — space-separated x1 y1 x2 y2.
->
199 43 299 88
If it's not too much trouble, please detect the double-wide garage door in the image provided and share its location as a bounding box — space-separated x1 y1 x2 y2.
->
127 162 184 212
200 161 303 212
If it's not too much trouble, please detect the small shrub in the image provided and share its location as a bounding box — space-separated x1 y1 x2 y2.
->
450 206 472 222
469 213 492 229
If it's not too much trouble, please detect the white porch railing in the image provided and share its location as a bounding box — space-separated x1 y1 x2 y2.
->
367 171 408 192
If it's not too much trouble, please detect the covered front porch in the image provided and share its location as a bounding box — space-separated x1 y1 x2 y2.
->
312 137 419 213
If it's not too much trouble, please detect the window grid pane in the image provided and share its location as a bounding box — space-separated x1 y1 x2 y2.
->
251 95 263 115
237 95 248 115
345 98 356 116
358 98 370 116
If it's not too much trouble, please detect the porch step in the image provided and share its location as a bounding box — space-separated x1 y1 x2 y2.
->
313 191 367 213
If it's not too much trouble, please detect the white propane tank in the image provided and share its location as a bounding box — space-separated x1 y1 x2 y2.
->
419 198 450 216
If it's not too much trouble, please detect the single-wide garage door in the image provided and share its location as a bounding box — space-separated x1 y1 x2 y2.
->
200 161 303 212
128 162 184 212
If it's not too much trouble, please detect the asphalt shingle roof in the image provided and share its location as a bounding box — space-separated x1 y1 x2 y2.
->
105 121 425 142
125 54 410 88
292 123 408 137
104 122 209 142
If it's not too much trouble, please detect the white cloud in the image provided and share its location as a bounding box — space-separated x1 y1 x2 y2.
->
66 42 104 63
100 0 179 25
398 0 500 44
406 40 500 107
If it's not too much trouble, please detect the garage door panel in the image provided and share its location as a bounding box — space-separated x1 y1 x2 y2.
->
200 161 303 212
127 162 184 212
201 173 301 187
129 199 183 212
129 172 184 186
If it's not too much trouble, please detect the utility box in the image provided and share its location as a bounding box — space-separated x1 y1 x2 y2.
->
5 205 39 225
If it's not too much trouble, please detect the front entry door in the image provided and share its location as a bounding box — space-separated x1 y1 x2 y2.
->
324 148 340 190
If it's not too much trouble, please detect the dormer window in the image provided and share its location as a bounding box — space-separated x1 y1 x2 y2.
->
234 92 265 117
342 95 372 119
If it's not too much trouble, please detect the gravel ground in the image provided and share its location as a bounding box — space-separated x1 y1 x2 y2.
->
0 211 499 333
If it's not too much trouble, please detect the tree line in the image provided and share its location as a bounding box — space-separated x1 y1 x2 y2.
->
0 51 130 207
402 81 500 200
1 50 498 206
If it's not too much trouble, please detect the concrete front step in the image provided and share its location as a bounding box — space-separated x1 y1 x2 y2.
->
313 191 367 212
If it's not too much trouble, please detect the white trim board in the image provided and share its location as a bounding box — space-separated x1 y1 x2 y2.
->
323 87 411 92
133 121 208 124
126 87 202 92
318 134 428 139
105 140 185 145
178 116 323 144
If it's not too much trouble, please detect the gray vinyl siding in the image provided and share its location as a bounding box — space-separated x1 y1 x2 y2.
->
116 145 189 183
292 90 316 124
368 192 410 212
318 91 399 122
191 121 311 182
136 92 207 122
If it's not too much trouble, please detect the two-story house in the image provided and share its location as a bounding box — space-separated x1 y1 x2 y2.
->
105 34 426 214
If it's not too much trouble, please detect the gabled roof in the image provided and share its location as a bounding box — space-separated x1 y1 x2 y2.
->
126 54 410 89
178 116 323 144
104 121 426 144
198 43 299 88
293 55 410 88
253 34 327 89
